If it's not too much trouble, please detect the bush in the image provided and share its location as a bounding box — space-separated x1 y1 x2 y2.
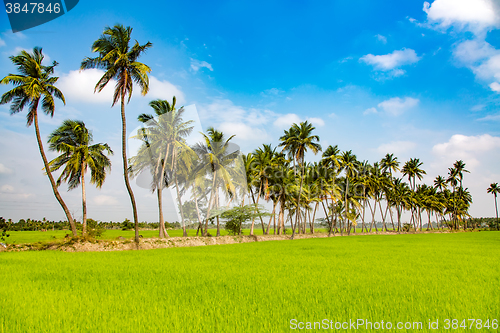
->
86 219 105 238
121 218 134 230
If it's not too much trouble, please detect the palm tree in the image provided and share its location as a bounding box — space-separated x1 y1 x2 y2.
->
192 128 239 236
279 121 321 239
47 120 113 236
402 158 426 228
0 47 78 236
447 166 459 229
81 24 152 243
453 160 469 190
131 98 194 238
434 176 447 192
487 183 499 230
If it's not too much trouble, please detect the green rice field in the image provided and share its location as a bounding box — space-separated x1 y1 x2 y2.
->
0 232 499 332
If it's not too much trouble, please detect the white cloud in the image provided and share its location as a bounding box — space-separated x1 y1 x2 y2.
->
452 39 500 92
377 97 419 116
146 76 185 104
453 39 498 65
490 82 500 92
190 58 213 72
0 38 5 47
307 117 325 127
363 107 378 115
423 0 500 34
58 70 184 104
432 134 500 170
375 34 387 44
377 141 417 154
93 195 119 206
58 69 116 104
218 122 268 142
0 163 13 175
273 113 302 128
360 48 421 71
272 114 325 128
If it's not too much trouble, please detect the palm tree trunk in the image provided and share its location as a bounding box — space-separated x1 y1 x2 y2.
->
377 199 387 231
311 202 318 234
157 143 171 238
495 194 499 230
81 161 87 236
361 198 367 233
204 170 217 236
216 191 220 237
345 177 349 235
34 111 77 236
266 201 277 235
193 186 203 230
175 174 188 237
322 200 332 237
249 188 257 235
120 95 139 243
157 189 167 238
291 162 305 240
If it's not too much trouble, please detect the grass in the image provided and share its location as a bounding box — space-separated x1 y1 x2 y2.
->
0 232 499 332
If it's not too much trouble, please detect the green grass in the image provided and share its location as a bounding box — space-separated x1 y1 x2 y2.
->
1 232 499 332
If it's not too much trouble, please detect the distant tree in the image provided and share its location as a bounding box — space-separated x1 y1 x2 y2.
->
220 204 270 235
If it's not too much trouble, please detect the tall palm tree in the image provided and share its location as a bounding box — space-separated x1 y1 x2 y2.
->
131 98 194 238
487 183 499 230
279 121 321 239
81 24 152 243
447 166 459 229
338 150 359 235
47 120 113 236
402 158 426 227
0 47 78 236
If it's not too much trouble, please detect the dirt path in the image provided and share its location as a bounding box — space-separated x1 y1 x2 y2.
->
1 229 457 253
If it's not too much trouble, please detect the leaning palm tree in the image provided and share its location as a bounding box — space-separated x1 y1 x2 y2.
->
47 120 113 236
487 183 499 230
0 47 78 236
81 24 152 243
279 121 321 239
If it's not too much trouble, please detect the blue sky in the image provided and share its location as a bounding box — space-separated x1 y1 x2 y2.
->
0 0 499 222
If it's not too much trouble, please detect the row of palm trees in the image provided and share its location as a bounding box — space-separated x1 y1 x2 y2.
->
129 95 482 239
239 129 476 236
